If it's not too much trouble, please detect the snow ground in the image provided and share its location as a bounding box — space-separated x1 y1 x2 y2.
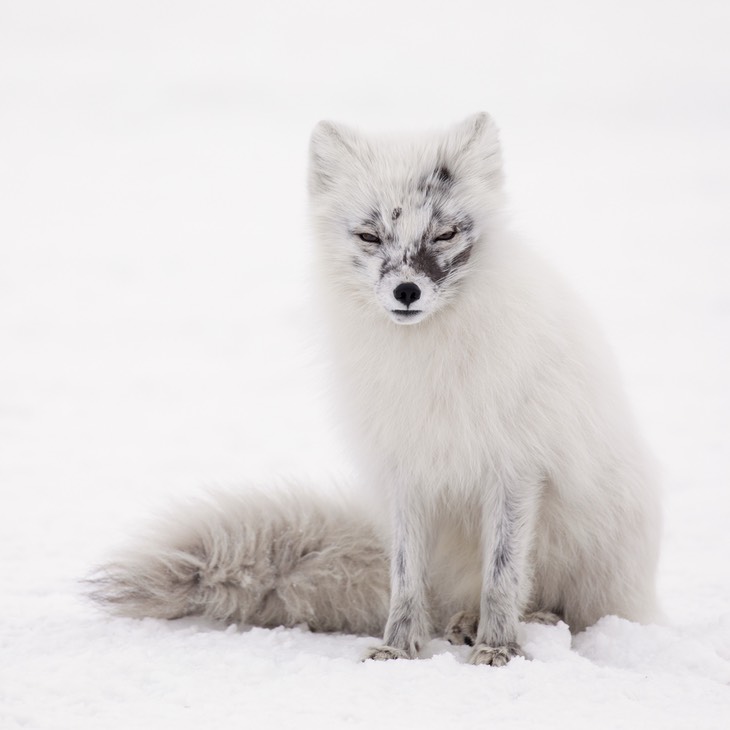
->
1 1 729 728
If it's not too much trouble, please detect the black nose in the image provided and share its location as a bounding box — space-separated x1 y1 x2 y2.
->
393 282 421 307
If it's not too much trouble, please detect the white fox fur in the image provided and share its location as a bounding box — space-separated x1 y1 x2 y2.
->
91 114 661 666
90 488 390 635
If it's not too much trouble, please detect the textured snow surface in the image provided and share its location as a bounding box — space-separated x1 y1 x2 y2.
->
1 2 729 728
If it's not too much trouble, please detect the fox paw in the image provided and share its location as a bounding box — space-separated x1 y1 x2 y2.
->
444 611 479 647
469 642 525 667
363 645 411 661
522 610 563 626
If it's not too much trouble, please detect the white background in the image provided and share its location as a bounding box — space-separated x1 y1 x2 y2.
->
1 1 729 728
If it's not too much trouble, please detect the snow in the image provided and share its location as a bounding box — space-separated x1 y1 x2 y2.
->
1 1 729 728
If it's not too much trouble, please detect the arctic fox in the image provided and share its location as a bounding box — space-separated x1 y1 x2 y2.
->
91 113 661 666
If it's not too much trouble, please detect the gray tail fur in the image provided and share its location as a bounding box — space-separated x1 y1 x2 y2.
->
87 487 390 636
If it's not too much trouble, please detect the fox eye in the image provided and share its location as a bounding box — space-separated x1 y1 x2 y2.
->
434 229 457 242
358 232 382 244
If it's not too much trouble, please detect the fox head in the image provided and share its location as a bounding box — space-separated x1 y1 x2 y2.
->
308 113 505 326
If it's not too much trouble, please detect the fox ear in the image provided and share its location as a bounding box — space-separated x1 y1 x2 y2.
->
309 120 361 195
442 112 503 189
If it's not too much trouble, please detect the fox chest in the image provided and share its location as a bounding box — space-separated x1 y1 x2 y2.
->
341 344 507 487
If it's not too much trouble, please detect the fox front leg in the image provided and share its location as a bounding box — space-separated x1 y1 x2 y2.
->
469 479 538 667
365 491 431 661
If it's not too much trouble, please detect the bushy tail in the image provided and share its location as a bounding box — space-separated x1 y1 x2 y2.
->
87 487 390 636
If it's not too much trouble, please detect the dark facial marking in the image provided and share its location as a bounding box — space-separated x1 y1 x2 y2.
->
457 215 474 234
436 166 452 185
411 244 446 284
380 257 398 278
418 166 454 194
392 207 402 221
449 242 473 271
362 208 383 229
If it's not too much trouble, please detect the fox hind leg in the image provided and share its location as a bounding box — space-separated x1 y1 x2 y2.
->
522 610 563 626
445 609 565 650
444 610 479 646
